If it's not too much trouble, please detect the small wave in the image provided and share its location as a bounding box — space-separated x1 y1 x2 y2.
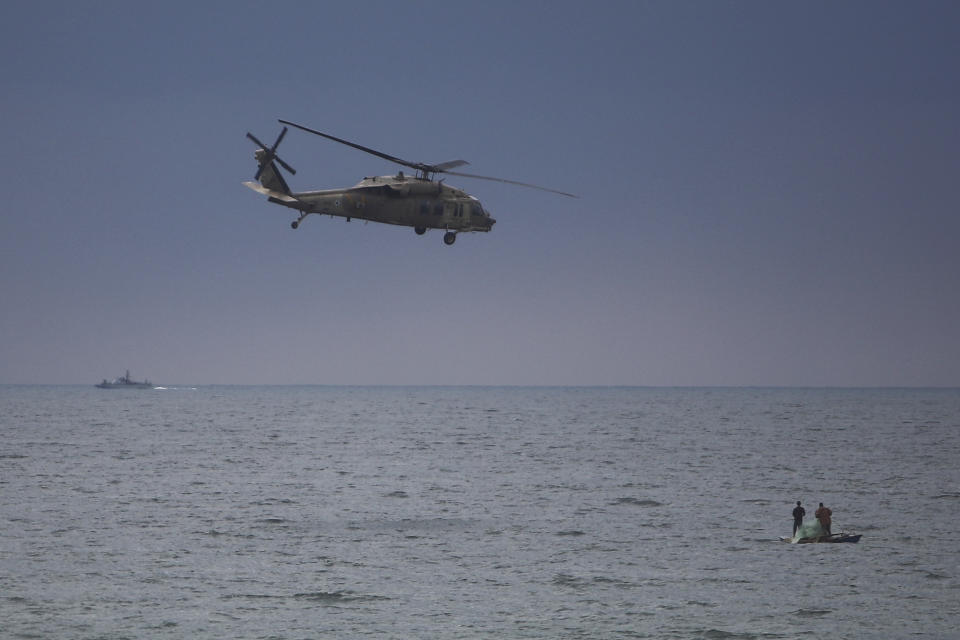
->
294 591 389 603
51 527 78 536
593 576 635 589
793 608 833 618
931 492 960 500
552 573 587 588
686 600 718 608
698 630 777 639
294 591 353 602
385 490 409 498
556 530 586 536
611 497 664 507
698 630 754 639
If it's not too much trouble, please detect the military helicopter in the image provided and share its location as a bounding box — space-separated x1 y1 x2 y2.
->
244 119 577 245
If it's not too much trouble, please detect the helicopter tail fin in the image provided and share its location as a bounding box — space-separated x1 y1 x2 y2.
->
253 148 292 195
242 179 300 204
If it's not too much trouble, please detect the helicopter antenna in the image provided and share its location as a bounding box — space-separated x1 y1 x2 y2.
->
278 119 577 198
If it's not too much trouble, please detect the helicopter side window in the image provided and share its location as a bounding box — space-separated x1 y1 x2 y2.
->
420 201 430 215
434 202 443 216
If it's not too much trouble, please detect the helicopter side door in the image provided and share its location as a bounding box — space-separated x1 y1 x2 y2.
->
444 201 459 227
416 199 445 228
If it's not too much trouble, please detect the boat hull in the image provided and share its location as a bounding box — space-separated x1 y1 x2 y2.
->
781 533 862 544
96 382 153 389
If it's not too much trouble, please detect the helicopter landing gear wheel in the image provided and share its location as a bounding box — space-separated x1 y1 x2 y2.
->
291 220 299 230
414 226 427 235
443 232 456 246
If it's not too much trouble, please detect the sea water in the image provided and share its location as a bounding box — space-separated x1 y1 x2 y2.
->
1 386 958 639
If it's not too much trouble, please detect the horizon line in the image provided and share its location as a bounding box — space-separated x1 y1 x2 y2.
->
2 383 959 390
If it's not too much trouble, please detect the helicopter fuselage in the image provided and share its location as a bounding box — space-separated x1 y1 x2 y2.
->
271 173 495 235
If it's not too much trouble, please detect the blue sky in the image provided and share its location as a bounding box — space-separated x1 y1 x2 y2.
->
2 1 958 385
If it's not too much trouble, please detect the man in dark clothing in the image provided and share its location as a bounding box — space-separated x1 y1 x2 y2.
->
792 501 805 535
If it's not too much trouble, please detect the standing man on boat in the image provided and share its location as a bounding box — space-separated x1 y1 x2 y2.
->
792 501 806 535
815 502 832 535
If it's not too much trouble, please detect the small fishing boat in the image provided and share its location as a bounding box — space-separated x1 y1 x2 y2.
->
780 531 862 544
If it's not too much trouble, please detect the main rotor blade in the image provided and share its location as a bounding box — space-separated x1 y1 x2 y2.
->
279 119 425 173
445 171 579 198
279 119 577 197
433 160 470 171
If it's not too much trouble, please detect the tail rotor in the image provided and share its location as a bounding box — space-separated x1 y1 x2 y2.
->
246 127 297 180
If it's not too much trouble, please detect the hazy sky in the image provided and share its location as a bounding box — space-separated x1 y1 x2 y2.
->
2 1 958 386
